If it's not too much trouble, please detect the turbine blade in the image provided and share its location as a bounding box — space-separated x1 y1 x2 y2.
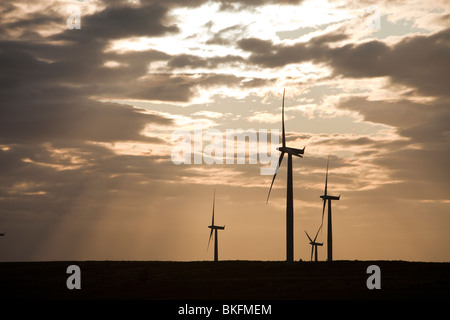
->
212 189 215 226
320 199 326 234
305 230 313 243
282 89 286 148
324 156 329 196
266 152 284 203
311 246 314 262
314 227 320 242
207 228 213 250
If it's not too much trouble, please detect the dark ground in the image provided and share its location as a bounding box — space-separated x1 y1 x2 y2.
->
0 260 448 300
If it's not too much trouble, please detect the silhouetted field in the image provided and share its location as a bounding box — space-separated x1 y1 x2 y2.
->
0 260 448 300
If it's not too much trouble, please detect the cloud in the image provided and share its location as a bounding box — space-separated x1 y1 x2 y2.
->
167 54 245 69
238 27 450 98
205 23 247 45
1 98 172 144
54 3 179 42
0 39 173 143
237 30 350 68
192 110 225 119
335 95 450 201
327 28 450 97
247 112 280 124
337 96 450 144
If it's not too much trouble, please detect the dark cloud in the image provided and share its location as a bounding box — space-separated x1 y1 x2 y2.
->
238 38 275 53
102 0 305 11
55 3 179 42
3 12 61 31
239 27 450 97
0 97 171 144
314 135 376 147
336 95 450 200
92 73 259 102
327 29 450 97
337 96 450 144
237 31 346 67
0 39 173 143
167 54 245 69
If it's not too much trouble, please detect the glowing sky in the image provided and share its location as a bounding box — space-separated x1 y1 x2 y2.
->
0 0 449 262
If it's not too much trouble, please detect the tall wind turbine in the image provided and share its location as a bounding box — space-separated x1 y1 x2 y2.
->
305 229 323 262
266 89 305 263
320 157 340 262
208 190 225 262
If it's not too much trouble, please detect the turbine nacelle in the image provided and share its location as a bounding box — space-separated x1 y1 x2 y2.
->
208 225 225 230
320 195 340 201
277 146 305 157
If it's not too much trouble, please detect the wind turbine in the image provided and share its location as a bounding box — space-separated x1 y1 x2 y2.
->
305 229 323 262
266 89 305 263
208 190 225 262
320 157 340 262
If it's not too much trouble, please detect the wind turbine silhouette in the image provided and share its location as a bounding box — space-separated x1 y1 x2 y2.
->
208 190 225 262
305 229 323 262
320 157 340 262
266 89 305 263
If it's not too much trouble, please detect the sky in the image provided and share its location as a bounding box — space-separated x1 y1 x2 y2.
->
0 0 449 262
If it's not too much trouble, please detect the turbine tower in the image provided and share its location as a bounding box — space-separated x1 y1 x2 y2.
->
208 190 225 262
305 229 323 262
320 157 340 262
267 89 305 263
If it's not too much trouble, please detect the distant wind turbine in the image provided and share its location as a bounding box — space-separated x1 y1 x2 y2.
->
320 157 340 262
266 89 305 263
208 190 225 262
305 229 323 262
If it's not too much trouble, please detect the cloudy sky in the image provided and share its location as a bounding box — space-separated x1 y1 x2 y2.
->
0 0 449 262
